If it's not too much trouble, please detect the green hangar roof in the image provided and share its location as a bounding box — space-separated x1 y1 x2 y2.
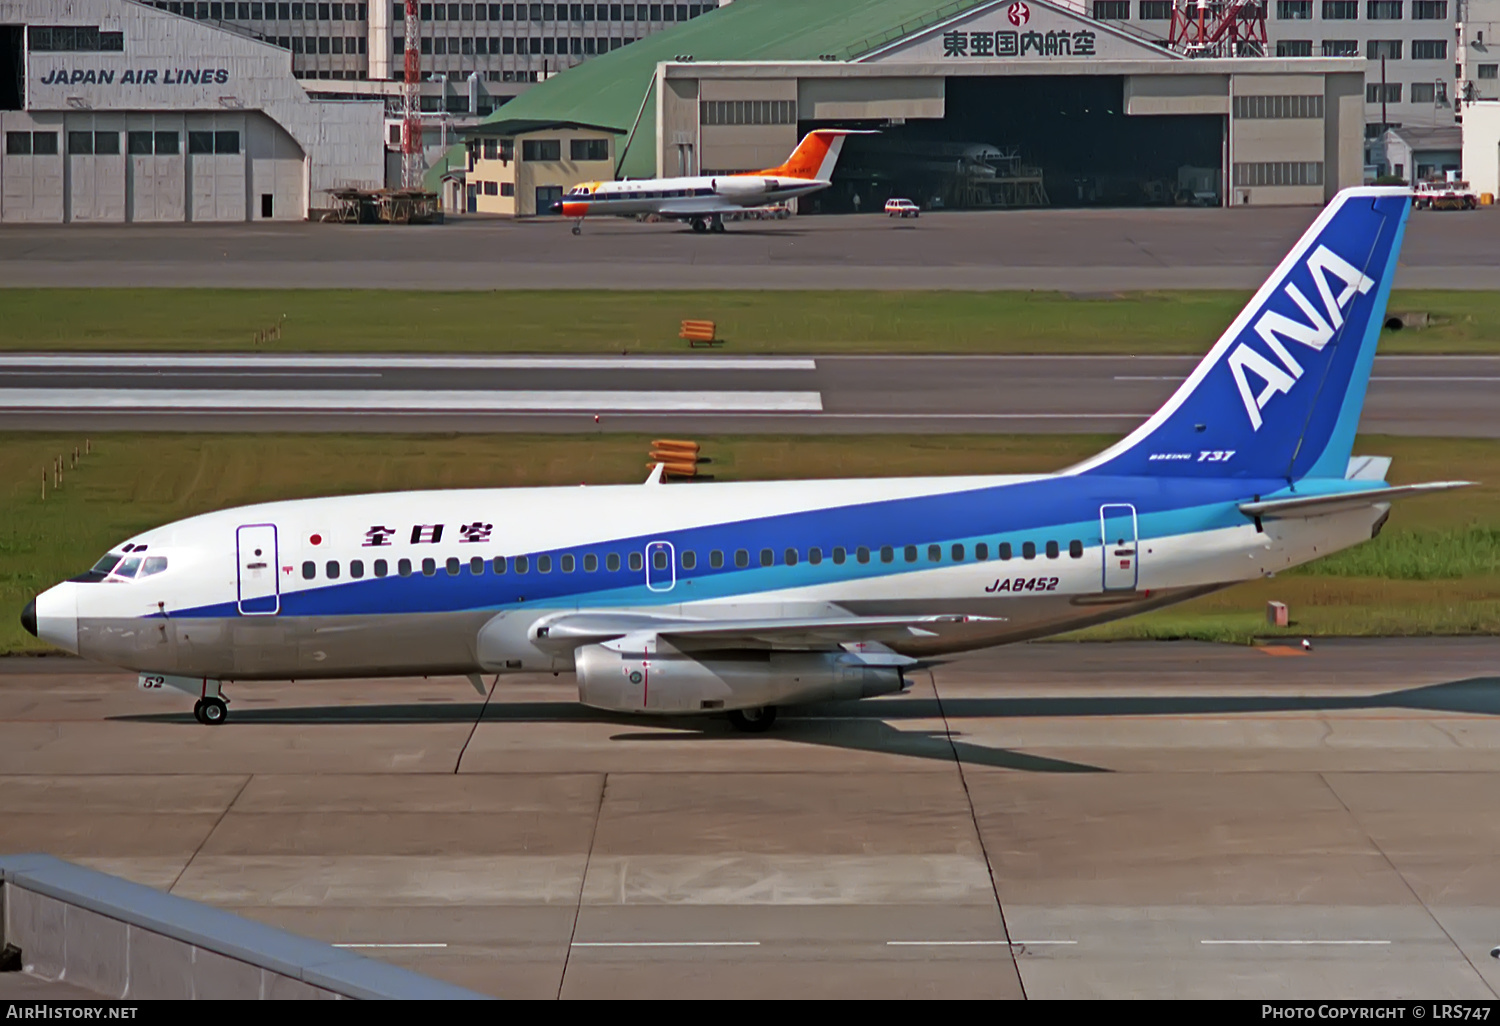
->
474 0 996 177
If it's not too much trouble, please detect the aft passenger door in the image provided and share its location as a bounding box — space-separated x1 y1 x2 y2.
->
1099 504 1139 592
236 524 280 615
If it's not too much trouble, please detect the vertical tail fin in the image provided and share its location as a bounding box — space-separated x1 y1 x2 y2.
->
754 129 868 181
1068 186 1412 482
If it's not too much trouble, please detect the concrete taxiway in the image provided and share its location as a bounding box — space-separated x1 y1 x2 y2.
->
0 353 1493 437
0 207 1494 291
2 638 1498 999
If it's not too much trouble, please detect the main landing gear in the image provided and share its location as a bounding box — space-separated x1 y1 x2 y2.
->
726 705 777 733
691 214 725 234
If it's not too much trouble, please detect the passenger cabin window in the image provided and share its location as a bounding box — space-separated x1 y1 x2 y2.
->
833 547 847 565
302 561 315 579
652 550 668 571
514 556 529 573
374 559 388 577
952 544 965 561
710 550 724 568
734 550 748 568
492 556 507 574
1069 540 1084 558
760 549 773 567
681 551 696 570
999 543 1013 560
584 553 598 572
1046 541 1060 559
561 554 575 573
537 555 552 573
1022 542 1037 560
447 557 461 575
327 560 340 579
398 558 412 576
905 545 918 563
606 553 620 572
140 556 168 576
880 546 894 563
809 548 822 565
470 557 484 575
784 548 797 566
856 547 869 564
928 544 942 562
351 559 365 578
628 552 642 571
975 542 989 560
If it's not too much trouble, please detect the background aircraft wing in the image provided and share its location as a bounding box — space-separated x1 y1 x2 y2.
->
533 612 1001 653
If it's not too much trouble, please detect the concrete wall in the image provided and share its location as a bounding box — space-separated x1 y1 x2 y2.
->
0 854 491 1000
1461 100 1500 198
1230 73 1331 205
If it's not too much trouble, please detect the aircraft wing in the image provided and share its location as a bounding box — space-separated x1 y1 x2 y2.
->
532 611 1002 653
1238 481 1474 519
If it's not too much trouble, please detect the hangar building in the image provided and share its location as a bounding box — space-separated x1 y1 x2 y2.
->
1 0 383 222
463 0 1369 210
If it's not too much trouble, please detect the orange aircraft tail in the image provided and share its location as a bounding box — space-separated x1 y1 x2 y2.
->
751 129 869 181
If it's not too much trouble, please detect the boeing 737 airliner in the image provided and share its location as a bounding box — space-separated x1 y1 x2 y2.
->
22 186 1469 730
548 128 869 234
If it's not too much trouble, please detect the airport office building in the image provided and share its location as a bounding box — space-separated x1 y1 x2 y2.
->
468 0 1369 210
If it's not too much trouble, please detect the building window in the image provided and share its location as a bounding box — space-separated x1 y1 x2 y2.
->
699 99 796 126
189 130 216 154
1409 82 1441 102
67 131 94 155
1234 94 1324 117
1411 0 1445 16
215 130 240 153
1233 161 1325 187
5 132 31 155
1276 40 1313 56
1367 39 1402 60
1410 40 1446 60
1366 82 1402 102
1366 0 1402 17
94 131 119 154
521 138 561 160
1092 0 1129 17
127 131 153 154
483 180 498 194
155 131 180 155
1322 39 1359 56
27 26 125 51
1321 0 1357 15
570 137 608 160
482 137 498 158
500 181 514 195
1138 0 1171 14
1480 64 1499 80
1276 0 1312 16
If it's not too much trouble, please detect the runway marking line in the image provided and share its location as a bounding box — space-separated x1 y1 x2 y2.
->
1201 940 1391 946
887 940 1077 946
333 943 448 949
570 941 760 948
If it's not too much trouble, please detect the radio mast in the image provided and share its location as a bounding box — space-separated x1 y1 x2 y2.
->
401 0 423 189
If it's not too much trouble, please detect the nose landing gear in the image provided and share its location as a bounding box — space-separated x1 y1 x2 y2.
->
571 219 583 236
194 696 228 725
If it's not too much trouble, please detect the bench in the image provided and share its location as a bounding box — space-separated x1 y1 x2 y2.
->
679 320 722 347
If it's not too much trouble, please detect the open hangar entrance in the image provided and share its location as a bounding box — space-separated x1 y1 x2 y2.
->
804 75 1224 212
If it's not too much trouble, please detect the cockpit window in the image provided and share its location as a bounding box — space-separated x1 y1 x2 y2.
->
91 554 121 574
139 556 168 577
114 557 142 579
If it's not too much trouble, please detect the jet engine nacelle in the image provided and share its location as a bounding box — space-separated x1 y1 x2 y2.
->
711 177 772 197
574 644 904 714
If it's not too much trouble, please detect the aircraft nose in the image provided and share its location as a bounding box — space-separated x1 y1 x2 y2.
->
29 585 79 654
549 200 563 214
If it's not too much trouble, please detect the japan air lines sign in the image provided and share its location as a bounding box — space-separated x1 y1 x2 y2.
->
868 0 1174 62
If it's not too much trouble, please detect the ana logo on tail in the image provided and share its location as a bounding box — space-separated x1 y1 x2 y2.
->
1228 244 1374 431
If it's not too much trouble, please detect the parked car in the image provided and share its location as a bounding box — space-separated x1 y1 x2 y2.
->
885 198 920 218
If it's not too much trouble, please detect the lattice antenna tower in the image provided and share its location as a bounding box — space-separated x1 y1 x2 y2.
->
401 0 424 189
1168 0 1268 57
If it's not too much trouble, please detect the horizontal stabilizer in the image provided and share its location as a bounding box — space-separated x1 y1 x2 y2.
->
1239 481 1473 519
